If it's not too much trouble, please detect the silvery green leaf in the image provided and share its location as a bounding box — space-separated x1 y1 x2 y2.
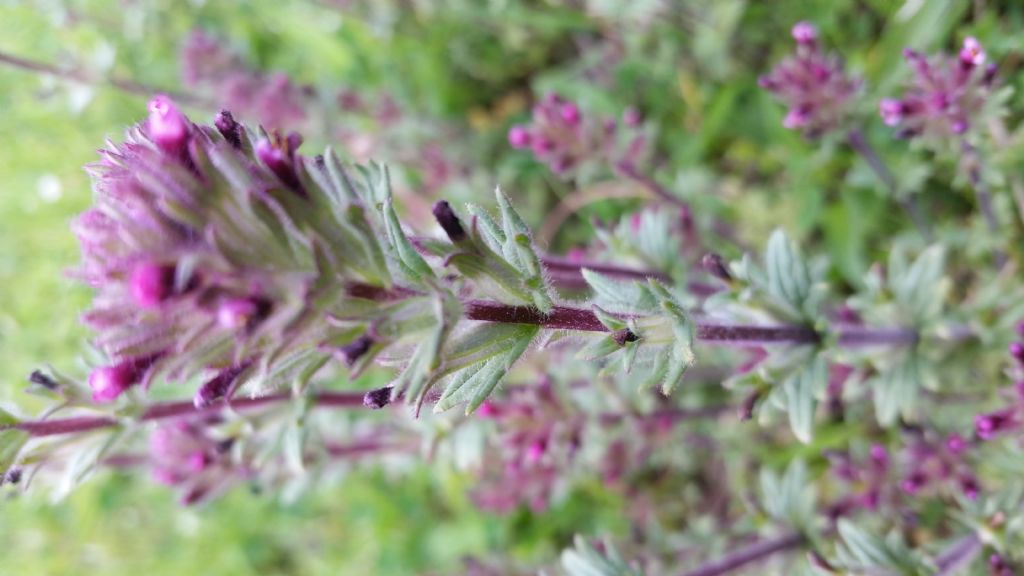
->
765 229 811 320
890 245 946 325
560 535 644 576
760 459 815 530
465 202 506 253
382 198 434 282
581 269 657 313
0 428 29 477
576 334 623 361
874 353 919 427
433 324 538 414
783 355 826 443
837 520 894 569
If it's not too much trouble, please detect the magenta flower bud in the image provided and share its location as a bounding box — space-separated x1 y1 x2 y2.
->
869 444 889 469
791 21 818 45
256 138 304 195
214 110 241 148
88 361 140 403
900 471 927 494
959 37 985 67
476 401 499 418
1009 342 1024 362
951 120 968 134
1016 321 1024 338
622 106 642 127
216 298 261 330
147 95 189 154
188 451 210 472
526 440 546 463
975 408 1018 440
783 107 810 129
507 125 532 149
960 475 980 500
531 136 554 156
946 433 967 454
560 103 581 126
129 261 175 309
879 99 905 126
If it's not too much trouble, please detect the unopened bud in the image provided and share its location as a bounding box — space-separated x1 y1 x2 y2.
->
363 385 393 409
701 253 732 282
432 200 466 243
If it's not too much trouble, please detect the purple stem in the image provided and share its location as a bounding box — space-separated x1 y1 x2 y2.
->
679 531 804 576
963 142 1007 268
615 160 690 210
7 391 366 438
847 129 932 240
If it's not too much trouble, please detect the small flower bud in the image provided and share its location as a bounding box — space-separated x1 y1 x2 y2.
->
869 444 889 470
147 95 189 154
256 138 304 195
738 389 762 421
701 253 732 282
4 467 22 485
193 363 249 409
623 106 642 127
946 433 967 454
900 470 927 494
791 21 818 45
432 200 466 243
526 440 546 463
476 401 499 418
879 99 905 126
339 334 374 367
560 103 581 125
507 125 531 149
129 261 175 309
1009 342 1024 362
783 106 810 129
214 110 242 148
88 361 141 403
959 37 985 67
363 385 393 409
531 136 555 156
28 370 59 390
611 328 639 347
975 408 1018 440
216 297 265 331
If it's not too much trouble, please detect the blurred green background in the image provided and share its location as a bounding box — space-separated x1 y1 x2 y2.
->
0 0 1017 573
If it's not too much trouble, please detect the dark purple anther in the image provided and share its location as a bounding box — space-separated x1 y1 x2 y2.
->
256 138 304 195
701 253 732 283
339 334 374 367
363 386 393 410
214 110 242 148
193 363 250 409
432 200 466 243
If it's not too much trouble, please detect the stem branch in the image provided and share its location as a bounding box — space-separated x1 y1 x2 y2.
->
847 129 931 240
679 531 804 576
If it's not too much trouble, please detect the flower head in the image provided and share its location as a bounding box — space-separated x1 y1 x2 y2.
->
881 37 997 143
759 21 861 137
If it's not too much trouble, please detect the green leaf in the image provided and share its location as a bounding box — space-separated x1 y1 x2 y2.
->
581 269 657 313
433 324 538 414
0 428 29 475
874 353 919 427
765 229 811 320
382 197 434 281
783 355 825 443
560 535 643 576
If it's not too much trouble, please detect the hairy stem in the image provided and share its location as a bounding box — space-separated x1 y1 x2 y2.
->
7 390 366 438
847 129 932 240
963 142 1007 268
679 531 804 576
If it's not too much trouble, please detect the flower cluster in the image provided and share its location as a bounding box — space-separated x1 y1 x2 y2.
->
74 96 398 407
759 22 861 137
471 381 583 513
974 324 1024 440
880 37 997 143
508 94 647 175
150 416 244 505
181 30 309 131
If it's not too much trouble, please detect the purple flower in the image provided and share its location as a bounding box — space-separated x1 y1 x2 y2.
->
975 408 1019 440
881 37 996 143
508 93 648 176
129 261 175 309
760 21 861 137
147 95 190 154
88 358 152 403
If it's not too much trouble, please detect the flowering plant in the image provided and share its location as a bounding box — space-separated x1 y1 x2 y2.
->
4 5 1024 575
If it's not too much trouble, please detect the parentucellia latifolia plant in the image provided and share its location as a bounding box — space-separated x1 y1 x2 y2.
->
4 19 1024 576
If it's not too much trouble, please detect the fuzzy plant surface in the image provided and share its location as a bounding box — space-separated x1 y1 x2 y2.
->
6 2 1024 576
